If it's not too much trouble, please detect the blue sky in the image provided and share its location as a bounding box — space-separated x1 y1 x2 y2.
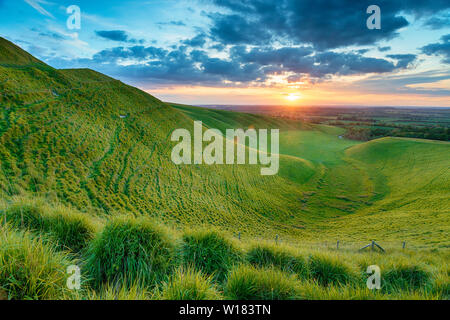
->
0 0 449 106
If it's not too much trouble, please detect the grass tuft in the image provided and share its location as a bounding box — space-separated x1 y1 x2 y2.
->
160 267 221 300
246 243 308 278
382 264 431 293
87 282 151 300
0 224 76 300
224 265 300 300
308 253 356 287
85 216 175 289
181 229 242 282
2 198 96 252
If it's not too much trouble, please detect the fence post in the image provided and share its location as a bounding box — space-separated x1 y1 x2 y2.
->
402 241 406 249
275 234 279 245
371 240 375 251
337 240 340 250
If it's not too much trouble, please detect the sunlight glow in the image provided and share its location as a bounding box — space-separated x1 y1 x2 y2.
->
285 93 301 101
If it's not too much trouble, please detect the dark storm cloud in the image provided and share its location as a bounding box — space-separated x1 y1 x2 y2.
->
95 30 144 44
421 34 450 64
207 0 450 49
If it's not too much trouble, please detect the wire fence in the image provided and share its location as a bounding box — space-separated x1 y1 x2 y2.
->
232 232 437 252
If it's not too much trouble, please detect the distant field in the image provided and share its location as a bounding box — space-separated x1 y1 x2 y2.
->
203 105 450 141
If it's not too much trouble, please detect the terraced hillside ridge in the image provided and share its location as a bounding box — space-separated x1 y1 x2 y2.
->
0 37 449 247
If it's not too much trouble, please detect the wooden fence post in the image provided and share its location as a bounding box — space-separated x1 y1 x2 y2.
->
275 234 279 245
337 240 340 250
402 241 406 249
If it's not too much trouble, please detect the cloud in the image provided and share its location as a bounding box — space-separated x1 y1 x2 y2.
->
95 30 144 44
423 10 450 30
351 70 450 96
92 45 167 62
206 0 449 49
421 34 450 64
181 33 207 47
423 14 450 29
156 21 186 27
31 28 65 40
378 46 391 52
209 13 272 45
62 41 416 87
24 0 54 18
387 54 417 68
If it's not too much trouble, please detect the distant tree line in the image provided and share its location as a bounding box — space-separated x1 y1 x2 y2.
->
343 125 449 141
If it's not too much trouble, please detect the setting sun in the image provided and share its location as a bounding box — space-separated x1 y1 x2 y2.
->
285 93 301 102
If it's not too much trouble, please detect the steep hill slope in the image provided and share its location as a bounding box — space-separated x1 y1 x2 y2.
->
0 37 44 65
0 38 311 238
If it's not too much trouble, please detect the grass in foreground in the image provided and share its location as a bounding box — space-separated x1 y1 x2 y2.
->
180 229 242 282
160 267 222 300
2 197 96 252
0 224 76 299
85 215 175 289
224 265 300 300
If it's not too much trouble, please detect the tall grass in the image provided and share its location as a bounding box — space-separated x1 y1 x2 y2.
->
85 215 175 289
0 224 76 299
160 267 222 300
2 198 96 252
382 264 431 293
224 265 300 300
247 243 308 279
87 282 151 300
307 253 357 287
181 229 242 282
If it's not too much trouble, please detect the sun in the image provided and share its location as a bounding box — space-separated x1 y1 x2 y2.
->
285 93 301 102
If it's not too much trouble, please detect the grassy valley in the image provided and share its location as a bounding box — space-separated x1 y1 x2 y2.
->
0 37 448 300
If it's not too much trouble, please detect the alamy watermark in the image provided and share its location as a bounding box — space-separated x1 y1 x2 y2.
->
66 5 81 30
367 5 381 29
171 121 279 175
366 265 381 290
66 265 81 290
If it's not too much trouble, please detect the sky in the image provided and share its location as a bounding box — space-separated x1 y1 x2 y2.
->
0 0 449 106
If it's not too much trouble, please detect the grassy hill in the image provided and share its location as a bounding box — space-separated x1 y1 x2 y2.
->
0 37 448 300
0 37 44 66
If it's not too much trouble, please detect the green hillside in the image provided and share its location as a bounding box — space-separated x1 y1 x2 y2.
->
0 37 449 300
172 105 450 247
0 35 448 244
0 38 312 239
0 37 44 66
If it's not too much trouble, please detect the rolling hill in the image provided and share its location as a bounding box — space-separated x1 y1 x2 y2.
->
0 37 449 300
0 37 449 247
